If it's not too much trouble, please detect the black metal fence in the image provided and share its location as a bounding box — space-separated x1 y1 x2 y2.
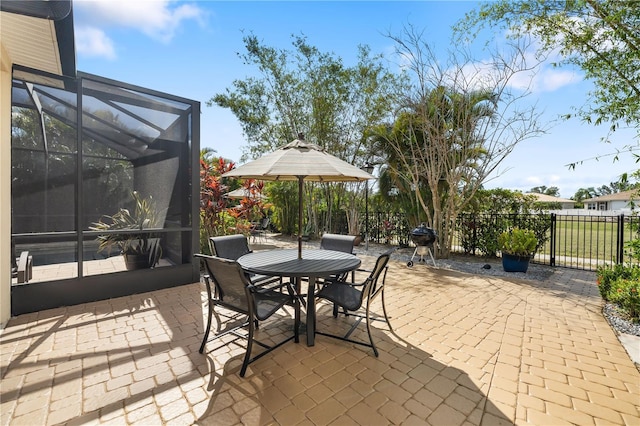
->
367 212 413 247
365 212 640 271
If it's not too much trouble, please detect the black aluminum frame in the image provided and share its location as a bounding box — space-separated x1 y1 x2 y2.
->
10 65 200 315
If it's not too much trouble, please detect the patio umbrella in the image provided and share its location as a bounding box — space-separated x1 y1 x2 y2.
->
224 188 267 200
222 133 373 258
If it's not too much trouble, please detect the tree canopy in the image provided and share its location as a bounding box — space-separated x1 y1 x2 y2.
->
530 186 560 197
210 33 402 162
371 27 545 257
209 34 404 236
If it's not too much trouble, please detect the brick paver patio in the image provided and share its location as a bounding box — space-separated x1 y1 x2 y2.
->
1 240 638 425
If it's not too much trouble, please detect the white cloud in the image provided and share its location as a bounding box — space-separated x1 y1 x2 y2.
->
455 55 580 94
536 68 580 92
469 31 583 94
74 1 207 46
75 26 116 60
524 176 544 186
548 175 562 184
510 65 580 93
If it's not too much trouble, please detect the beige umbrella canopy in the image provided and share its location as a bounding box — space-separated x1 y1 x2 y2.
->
222 134 373 258
224 188 267 200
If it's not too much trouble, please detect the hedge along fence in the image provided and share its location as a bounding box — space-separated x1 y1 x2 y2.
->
365 212 549 254
367 212 640 271
454 213 551 258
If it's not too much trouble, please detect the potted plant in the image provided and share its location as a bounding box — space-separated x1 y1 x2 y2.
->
90 191 164 270
498 227 538 273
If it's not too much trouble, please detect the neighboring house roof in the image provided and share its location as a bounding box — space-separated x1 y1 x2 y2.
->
0 0 76 77
525 193 575 204
582 189 638 203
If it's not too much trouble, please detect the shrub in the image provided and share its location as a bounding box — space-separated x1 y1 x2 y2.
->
458 189 551 256
608 278 640 322
597 263 627 299
476 215 509 256
625 237 640 263
597 263 640 323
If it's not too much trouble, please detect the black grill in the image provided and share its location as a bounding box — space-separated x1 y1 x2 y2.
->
410 223 437 246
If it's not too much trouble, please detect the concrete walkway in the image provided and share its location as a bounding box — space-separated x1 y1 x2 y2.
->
1 240 638 425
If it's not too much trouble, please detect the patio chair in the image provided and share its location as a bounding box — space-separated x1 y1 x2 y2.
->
250 217 270 244
320 234 357 282
195 254 299 376
319 233 357 254
317 233 358 306
315 251 391 357
210 234 253 261
209 235 280 288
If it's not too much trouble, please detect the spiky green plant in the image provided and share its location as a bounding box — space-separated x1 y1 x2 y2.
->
90 191 163 255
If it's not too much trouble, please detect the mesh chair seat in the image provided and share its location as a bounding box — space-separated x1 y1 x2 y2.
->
210 234 252 261
253 289 293 321
318 233 357 281
314 282 361 311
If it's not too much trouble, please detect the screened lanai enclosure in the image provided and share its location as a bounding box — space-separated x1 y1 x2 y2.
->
10 65 200 315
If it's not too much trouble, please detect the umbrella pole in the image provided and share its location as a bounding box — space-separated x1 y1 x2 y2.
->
298 177 303 259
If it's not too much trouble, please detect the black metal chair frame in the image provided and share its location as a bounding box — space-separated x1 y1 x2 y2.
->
315 251 392 357
195 254 300 377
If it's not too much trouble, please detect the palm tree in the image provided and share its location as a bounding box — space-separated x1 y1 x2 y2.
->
370 86 498 257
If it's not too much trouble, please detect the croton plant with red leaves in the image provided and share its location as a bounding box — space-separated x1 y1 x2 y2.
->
199 158 272 252
200 158 234 239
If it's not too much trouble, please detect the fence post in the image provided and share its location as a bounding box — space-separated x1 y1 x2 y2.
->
550 213 556 267
468 214 474 255
616 214 625 265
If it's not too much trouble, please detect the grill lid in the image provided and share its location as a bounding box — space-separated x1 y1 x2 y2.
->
410 223 437 245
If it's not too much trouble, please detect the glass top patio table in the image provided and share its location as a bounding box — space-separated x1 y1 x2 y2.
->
238 248 361 346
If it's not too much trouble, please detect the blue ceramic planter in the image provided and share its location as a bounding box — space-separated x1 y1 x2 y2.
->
502 253 531 273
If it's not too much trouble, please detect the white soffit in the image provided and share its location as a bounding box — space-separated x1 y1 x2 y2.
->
0 12 62 75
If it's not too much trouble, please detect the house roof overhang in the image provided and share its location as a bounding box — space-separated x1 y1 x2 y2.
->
0 0 76 78
583 190 638 203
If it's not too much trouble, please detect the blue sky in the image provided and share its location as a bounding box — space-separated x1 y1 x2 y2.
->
72 0 638 199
